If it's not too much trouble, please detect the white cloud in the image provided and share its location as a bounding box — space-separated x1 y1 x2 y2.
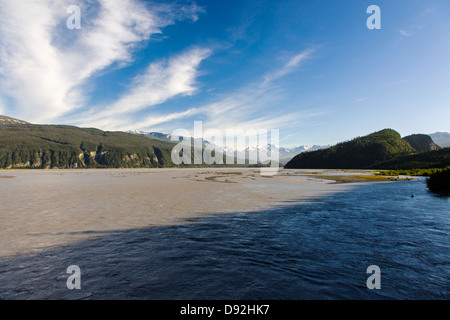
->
263 49 314 84
399 30 413 37
0 96 5 115
126 108 202 131
74 47 211 129
103 48 210 115
122 49 320 133
197 49 319 132
0 1 70 121
0 0 203 123
0 3 316 137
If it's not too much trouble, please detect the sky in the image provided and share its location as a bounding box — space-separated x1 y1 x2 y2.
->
0 0 449 147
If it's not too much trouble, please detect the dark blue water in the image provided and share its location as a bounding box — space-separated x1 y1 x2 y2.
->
0 179 448 299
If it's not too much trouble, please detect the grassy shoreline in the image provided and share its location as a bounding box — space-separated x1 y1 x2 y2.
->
375 167 449 177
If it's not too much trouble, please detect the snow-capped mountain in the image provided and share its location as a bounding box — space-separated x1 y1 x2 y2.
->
428 132 450 148
0 115 29 125
309 144 331 151
126 130 179 142
126 130 213 149
242 144 329 164
126 130 330 163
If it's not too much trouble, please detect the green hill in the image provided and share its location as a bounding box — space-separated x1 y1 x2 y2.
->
0 117 178 169
369 147 450 170
284 129 416 169
402 134 440 152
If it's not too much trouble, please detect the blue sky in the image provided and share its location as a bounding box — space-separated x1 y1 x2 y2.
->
0 0 449 147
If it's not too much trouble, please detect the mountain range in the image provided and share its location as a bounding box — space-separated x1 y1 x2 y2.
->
1 115 449 170
126 129 330 164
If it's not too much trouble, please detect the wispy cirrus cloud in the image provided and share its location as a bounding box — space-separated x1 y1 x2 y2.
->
122 108 202 131
262 49 314 85
0 0 204 123
126 49 321 133
76 47 212 129
0 0 317 137
399 30 413 37
397 6 439 39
